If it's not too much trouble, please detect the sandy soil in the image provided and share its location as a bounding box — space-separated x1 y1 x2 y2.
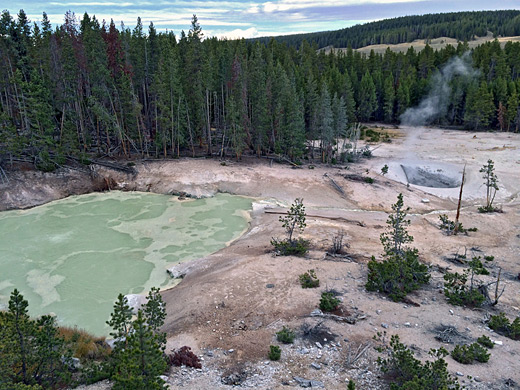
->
2 126 519 389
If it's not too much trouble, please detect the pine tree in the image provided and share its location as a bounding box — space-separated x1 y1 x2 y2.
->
383 74 395 122
357 71 377 122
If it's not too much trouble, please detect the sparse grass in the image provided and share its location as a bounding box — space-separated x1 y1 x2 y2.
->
58 326 110 362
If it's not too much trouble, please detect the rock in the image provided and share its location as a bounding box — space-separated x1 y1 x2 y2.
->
315 342 323 349
266 283 275 288
456 372 464 377
474 377 482 382
159 375 169 382
293 377 311 388
310 362 321 370
206 350 214 357
228 349 235 353
310 380 325 388
311 309 323 317
404 322 411 327
493 340 503 346
125 294 148 314
376 310 382 315
300 348 310 355
421 198 430 203
381 323 389 329
449 309 454 315
166 264 187 279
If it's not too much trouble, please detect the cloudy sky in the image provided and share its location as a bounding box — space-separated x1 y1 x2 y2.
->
6 0 519 39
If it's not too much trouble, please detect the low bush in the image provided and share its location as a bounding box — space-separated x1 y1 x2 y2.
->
377 334 461 389
443 271 485 307
59 327 110 362
488 313 520 340
366 249 430 302
268 345 281 361
477 335 494 349
319 292 340 312
271 237 310 256
299 269 320 288
276 327 295 344
451 343 490 364
168 346 202 369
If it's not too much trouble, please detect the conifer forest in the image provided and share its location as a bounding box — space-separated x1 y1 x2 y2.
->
1 10 520 171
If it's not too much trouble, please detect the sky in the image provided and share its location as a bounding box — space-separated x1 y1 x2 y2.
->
5 0 520 39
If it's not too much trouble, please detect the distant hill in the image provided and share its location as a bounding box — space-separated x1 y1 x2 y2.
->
251 10 520 49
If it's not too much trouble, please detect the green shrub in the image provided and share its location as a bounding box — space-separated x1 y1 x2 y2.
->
489 314 520 340
366 194 430 302
472 343 490 363
378 334 461 390
271 237 310 256
451 343 490 364
451 344 474 364
366 249 430 302
299 269 320 288
364 177 374 184
276 326 295 344
347 379 356 390
268 345 281 361
272 198 308 256
443 271 485 307
477 335 494 349
319 292 340 312
488 312 511 334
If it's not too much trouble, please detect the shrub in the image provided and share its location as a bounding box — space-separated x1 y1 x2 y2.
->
366 194 430 302
276 326 295 344
299 269 320 288
377 334 461 390
443 271 485 307
59 327 110 362
271 237 310 256
268 345 281 361
477 335 494 349
472 343 490 363
479 159 499 212
367 249 430 302
451 344 474 364
347 379 356 390
364 177 374 184
168 346 202 369
488 313 520 340
319 292 340 312
451 343 490 364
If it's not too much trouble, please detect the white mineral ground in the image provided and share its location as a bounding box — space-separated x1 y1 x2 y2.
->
2 126 520 389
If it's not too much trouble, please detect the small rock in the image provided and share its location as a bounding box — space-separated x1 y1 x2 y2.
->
456 372 464 377
376 310 382 315
311 309 323 317
300 348 310 355
493 340 503 346
421 198 430 203
293 376 311 388
315 342 323 349
474 377 482 382
381 323 389 329
310 363 321 370
266 284 275 288
228 349 235 353
206 350 214 357
310 380 325 388
404 322 411 327
159 375 169 382
449 309 454 315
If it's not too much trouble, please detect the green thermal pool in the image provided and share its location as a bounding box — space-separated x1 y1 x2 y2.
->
0 192 252 335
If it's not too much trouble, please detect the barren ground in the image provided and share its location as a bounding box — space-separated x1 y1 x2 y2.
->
2 126 520 389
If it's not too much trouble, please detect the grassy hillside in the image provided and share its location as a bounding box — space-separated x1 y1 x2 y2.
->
251 10 520 49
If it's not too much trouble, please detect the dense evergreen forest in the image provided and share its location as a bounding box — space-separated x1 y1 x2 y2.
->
1 10 520 171
253 10 520 49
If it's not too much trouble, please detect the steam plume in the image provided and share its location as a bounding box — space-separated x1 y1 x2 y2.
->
400 53 479 126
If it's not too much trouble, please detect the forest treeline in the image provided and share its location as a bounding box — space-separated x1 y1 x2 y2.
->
253 10 520 49
1 10 520 171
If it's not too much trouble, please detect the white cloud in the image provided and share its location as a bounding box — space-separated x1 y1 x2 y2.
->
260 0 424 13
215 27 259 39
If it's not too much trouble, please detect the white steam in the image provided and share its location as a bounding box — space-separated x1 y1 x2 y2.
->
400 53 479 126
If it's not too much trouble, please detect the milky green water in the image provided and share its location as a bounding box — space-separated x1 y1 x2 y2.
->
0 192 252 335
